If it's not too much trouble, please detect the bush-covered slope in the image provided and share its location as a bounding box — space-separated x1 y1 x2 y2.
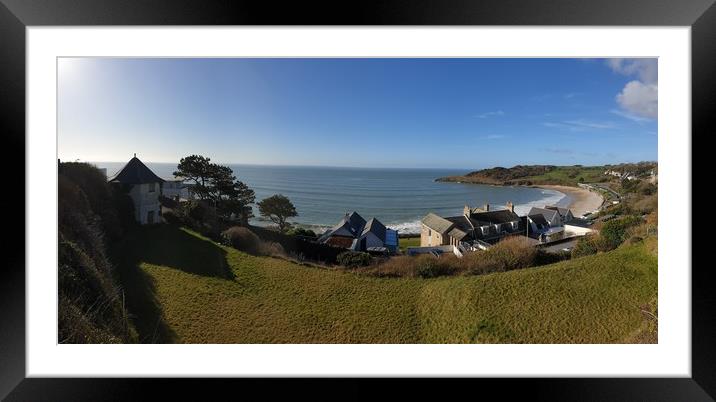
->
58 162 136 343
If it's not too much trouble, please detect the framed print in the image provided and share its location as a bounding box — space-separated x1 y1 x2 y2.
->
2 0 714 399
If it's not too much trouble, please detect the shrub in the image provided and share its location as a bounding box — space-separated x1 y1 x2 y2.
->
365 255 421 278
337 251 372 268
222 226 262 254
287 227 317 238
58 163 136 343
637 181 657 196
259 241 286 257
414 254 459 278
535 249 571 265
572 235 600 258
221 226 285 257
601 215 643 250
162 209 181 225
463 237 538 275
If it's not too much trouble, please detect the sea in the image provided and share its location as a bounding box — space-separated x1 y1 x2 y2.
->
96 163 569 234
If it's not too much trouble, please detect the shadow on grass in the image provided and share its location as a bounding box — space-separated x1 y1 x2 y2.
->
135 225 234 280
113 224 233 343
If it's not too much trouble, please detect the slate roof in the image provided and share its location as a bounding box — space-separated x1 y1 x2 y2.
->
320 211 366 241
448 227 469 240
347 211 367 233
361 217 387 242
108 156 164 185
421 213 455 234
471 209 521 225
545 205 572 217
528 214 550 227
528 207 559 223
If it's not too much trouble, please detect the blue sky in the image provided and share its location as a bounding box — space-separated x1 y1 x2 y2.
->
58 58 657 169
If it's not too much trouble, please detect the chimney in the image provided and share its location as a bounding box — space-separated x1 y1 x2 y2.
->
506 201 514 213
463 204 471 217
483 203 490 212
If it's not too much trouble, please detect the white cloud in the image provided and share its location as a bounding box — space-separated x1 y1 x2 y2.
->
606 58 658 121
606 58 657 84
615 80 658 119
476 110 504 118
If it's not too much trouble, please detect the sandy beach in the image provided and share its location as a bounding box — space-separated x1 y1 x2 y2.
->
536 185 604 217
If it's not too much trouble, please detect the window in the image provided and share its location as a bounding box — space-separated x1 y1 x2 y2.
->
147 210 155 224
148 182 156 193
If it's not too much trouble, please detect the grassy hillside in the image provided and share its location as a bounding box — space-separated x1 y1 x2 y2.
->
436 164 654 187
116 225 657 344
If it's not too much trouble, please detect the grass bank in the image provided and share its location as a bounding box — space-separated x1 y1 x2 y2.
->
116 225 657 343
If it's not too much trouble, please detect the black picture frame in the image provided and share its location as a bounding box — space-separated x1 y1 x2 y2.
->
1 0 713 400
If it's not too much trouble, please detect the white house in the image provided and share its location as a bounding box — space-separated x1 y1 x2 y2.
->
162 177 191 200
108 154 164 224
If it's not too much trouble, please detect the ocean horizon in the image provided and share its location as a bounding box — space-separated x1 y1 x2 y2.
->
95 162 569 234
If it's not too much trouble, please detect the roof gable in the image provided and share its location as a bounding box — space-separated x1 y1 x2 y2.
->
528 207 559 222
361 217 387 242
108 156 164 185
421 213 455 234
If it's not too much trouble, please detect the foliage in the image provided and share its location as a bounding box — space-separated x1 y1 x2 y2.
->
337 251 372 268
368 236 538 278
174 155 255 223
462 237 539 275
571 235 601 258
222 226 285 257
414 255 458 278
124 226 657 343
58 162 136 343
286 227 317 238
600 215 644 249
257 194 298 232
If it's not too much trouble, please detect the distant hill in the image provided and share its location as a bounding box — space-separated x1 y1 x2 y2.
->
436 162 657 187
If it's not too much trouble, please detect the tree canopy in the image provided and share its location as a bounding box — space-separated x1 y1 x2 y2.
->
257 194 297 232
174 155 255 223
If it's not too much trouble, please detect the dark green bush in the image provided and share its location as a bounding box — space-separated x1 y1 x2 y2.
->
221 226 285 257
571 235 600 258
287 227 317 238
337 251 372 268
601 215 643 249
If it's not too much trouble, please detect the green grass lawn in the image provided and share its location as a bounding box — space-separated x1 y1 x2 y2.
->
398 236 421 252
115 225 657 344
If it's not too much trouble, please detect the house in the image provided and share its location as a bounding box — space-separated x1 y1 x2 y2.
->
161 177 191 200
420 202 524 248
527 205 593 242
108 154 164 224
318 211 399 253
527 206 574 228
